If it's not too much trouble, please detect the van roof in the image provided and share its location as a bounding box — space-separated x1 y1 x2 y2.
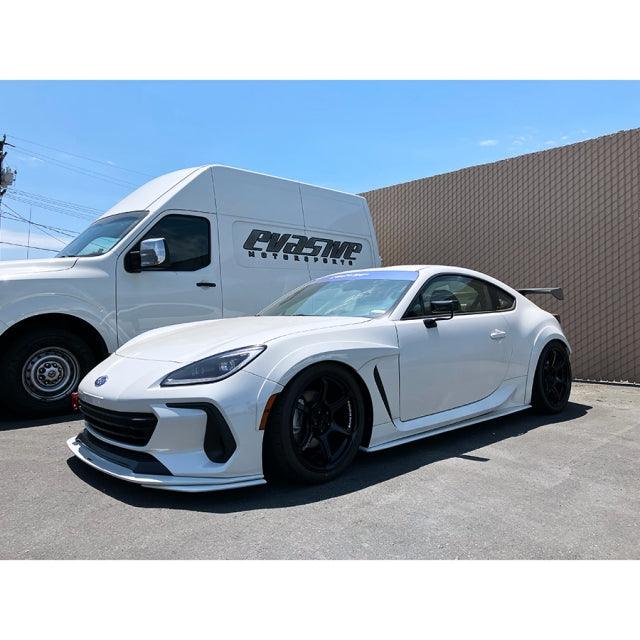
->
99 165 366 220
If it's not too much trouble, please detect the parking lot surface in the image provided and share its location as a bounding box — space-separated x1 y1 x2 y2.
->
1 382 638 559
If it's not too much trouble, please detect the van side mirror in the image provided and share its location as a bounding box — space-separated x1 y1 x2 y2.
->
423 299 454 328
140 238 167 268
124 238 167 273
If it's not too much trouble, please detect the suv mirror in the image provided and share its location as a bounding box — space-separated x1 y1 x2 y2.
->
140 238 167 268
423 299 454 328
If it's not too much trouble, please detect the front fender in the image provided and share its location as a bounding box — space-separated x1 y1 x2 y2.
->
254 340 400 433
0 293 118 352
262 340 399 388
524 324 571 404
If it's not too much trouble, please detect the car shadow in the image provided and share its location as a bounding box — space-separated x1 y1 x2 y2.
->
0 412 79 431
65 401 591 513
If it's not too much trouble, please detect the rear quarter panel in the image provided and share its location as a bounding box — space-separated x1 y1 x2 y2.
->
505 295 571 403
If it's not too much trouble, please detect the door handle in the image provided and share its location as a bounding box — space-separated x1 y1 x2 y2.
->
196 281 217 288
490 329 506 340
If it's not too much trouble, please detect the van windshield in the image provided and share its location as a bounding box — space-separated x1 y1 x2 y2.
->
260 271 418 318
57 211 146 258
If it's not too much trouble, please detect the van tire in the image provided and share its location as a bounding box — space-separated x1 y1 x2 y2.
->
0 329 96 417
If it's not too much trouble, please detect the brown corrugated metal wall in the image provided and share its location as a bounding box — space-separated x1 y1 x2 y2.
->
362 129 640 383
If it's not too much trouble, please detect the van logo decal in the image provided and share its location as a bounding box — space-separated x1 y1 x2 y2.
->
243 229 363 266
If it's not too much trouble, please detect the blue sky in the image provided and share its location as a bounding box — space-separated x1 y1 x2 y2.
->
1 80 639 260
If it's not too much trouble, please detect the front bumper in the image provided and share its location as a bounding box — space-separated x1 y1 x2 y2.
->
68 357 282 492
67 432 266 492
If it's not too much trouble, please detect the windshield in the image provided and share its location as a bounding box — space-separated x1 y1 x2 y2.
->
57 211 146 258
260 271 419 318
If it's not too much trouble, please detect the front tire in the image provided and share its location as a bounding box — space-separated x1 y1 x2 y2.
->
0 329 96 416
263 363 366 484
531 341 572 414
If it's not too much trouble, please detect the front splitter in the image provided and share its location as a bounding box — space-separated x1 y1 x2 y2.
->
67 436 266 493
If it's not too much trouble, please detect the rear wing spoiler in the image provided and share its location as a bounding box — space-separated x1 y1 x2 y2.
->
517 288 564 301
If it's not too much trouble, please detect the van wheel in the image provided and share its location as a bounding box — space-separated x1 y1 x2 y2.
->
0 329 96 417
263 364 365 484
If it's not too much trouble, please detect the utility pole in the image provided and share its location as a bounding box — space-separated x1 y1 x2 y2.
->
0 134 18 260
26 206 32 259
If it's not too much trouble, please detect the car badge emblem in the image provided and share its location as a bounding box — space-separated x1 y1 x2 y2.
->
95 375 108 387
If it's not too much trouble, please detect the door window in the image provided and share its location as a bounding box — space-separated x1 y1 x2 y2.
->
404 274 515 318
139 214 211 271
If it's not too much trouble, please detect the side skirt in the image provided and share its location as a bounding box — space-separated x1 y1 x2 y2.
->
360 404 530 453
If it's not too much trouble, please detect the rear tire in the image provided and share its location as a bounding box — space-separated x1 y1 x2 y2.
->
0 329 96 417
263 363 365 484
531 341 572 414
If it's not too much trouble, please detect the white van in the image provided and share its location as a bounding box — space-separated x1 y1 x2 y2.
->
0 165 380 415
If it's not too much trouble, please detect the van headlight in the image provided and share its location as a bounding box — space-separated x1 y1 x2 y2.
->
161 346 266 386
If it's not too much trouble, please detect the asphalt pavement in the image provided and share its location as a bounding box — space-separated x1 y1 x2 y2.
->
1 382 638 559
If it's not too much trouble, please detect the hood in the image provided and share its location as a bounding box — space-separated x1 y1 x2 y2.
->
0 257 77 278
116 315 369 363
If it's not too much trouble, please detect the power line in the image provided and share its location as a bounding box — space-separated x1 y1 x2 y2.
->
8 188 101 213
1 209 77 237
8 134 154 178
4 192 96 221
2 203 68 245
12 147 138 189
0 239 57 252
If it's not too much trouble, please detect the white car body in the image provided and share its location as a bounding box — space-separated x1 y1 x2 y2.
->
0 165 379 413
68 265 570 492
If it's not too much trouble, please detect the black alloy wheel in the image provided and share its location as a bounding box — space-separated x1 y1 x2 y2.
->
532 341 572 414
263 364 365 484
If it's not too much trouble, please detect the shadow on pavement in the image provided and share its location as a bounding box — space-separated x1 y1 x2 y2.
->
66 401 591 513
0 412 79 431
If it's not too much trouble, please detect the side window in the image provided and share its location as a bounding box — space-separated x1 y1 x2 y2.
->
489 284 515 311
140 214 210 271
404 274 514 318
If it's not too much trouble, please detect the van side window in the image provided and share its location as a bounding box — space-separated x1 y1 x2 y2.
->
404 274 515 318
141 214 210 271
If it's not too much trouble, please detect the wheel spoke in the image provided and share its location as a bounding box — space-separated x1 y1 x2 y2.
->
299 428 315 451
327 394 349 414
317 433 332 463
328 421 350 436
319 377 330 403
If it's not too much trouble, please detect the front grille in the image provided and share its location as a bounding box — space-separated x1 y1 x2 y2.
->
80 401 157 446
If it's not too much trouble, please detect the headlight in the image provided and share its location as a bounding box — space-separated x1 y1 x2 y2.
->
160 345 266 387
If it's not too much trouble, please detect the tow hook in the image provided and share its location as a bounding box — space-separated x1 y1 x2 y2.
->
71 392 79 412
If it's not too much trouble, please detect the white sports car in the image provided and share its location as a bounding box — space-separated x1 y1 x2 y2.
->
68 266 571 492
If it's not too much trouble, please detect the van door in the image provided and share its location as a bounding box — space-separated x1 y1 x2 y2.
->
115 211 222 345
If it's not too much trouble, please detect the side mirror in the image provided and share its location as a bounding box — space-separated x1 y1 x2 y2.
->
124 238 167 273
423 299 454 328
140 238 167 268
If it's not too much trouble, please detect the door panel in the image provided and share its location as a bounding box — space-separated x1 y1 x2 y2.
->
116 211 221 345
397 314 510 421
